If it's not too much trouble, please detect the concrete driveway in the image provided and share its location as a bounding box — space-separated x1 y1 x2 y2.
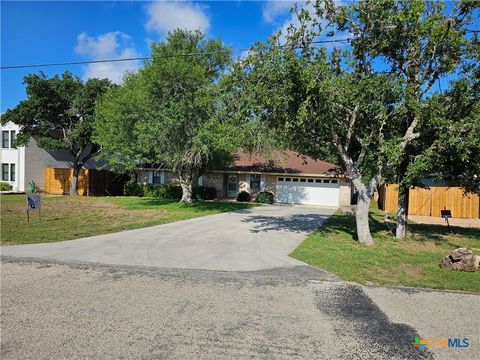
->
1 205 336 272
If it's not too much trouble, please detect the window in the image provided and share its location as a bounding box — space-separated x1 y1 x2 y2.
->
300 178 306 182
278 177 284 182
323 179 330 183
250 174 261 190
10 131 16 148
315 179 322 183
153 171 163 184
2 131 9 148
331 179 338 184
307 179 314 183
285 178 291 182
10 164 15 181
293 178 299 182
2 163 8 181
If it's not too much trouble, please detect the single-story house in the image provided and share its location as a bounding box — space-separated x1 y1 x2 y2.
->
139 150 352 207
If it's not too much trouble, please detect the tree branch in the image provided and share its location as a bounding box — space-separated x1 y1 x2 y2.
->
345 104 359 152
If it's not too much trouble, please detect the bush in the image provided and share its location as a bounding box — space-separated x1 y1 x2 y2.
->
123 181 144 196
124 182 215 201
143 184 182 199
236 191 251 202
193 186 217 200
163 184 183 199
0 182 13 191
256 191 274 204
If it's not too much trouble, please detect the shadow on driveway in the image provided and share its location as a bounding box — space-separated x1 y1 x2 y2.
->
242 213 331 233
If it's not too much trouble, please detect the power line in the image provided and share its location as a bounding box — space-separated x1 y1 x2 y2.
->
0 38 351 70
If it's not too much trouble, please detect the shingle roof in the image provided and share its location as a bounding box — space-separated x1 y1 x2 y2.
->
222 150 340 175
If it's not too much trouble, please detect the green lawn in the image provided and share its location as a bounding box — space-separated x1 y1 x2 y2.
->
1 195 254 244
291 207 480 292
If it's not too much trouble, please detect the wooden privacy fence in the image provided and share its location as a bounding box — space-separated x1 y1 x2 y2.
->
378 184 480 219
45 167 127 196
45 168 89 195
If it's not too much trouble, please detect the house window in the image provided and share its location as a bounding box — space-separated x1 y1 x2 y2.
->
2 163 9 181
323 179 330 183
250 174 261 190
308 179 314 183
315 179 322 183
278 177 284 182
285 178 291 182
293 178 299 182
300 178 306 182
153 171 163 184
10 164 15 181
2 131 9 148
10 131 16 148
331 179 338 184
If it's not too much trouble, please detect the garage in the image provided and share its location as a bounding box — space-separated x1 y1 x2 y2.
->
276 176 339 206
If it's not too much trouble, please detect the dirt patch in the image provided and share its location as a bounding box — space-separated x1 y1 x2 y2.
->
397 240 446 254
400 264 422 279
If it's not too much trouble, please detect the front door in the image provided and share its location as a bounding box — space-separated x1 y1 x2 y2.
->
227 175 237 197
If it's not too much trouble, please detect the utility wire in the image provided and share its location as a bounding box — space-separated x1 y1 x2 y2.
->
0 38 351 70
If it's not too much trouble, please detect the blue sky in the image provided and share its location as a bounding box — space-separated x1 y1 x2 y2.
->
1 1 298 112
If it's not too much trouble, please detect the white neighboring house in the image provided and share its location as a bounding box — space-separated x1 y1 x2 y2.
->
0 122 25 191
0 121 99 192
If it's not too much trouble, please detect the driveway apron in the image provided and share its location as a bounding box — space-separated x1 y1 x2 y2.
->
1 205 336 271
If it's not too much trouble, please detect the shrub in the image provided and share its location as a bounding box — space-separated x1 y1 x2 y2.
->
123 180 144 196
236 191 251 202
124 182 214 201
143 184 182 199
256 191 274 204
193 186 217 200
163 184 183 199
0 182 13 191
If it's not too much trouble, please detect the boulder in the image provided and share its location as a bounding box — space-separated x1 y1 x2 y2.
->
439 248 480 272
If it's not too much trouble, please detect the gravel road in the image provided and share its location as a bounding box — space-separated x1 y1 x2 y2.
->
1 258 478 359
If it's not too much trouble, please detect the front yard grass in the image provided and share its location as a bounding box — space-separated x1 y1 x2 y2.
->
291 207 480 292
1 195 254 244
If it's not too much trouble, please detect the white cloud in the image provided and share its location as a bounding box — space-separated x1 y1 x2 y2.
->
74 31 141 84
276 1 350 47
262 1 298 23
145 1 210 36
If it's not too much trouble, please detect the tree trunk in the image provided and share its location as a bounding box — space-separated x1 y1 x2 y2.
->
70 165 80 196
355 189 374 245
395 184 409 238
351 175 379 246
179 174 193 204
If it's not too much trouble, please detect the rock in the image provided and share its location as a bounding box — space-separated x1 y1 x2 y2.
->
439 248 480 272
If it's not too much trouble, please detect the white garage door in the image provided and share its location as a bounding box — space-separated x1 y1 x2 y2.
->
276 177 339 206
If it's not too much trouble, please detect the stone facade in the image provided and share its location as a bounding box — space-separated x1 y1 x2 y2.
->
137 169 351 206
338 179 352 207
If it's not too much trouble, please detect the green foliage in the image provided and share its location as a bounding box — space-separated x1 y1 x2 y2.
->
94 30 240 192
143 184 183 199
193 186 217 200
123 180 144 197
236 191 252 202
123 181 216 200
0 182 13 191
226 0 479 241
256 191 274 204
